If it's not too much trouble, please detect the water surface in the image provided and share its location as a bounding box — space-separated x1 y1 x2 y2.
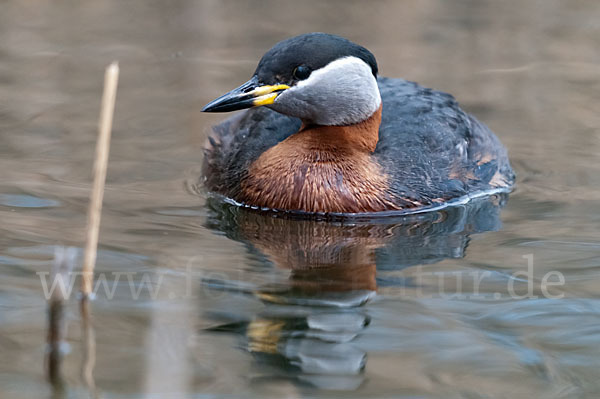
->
1 1 600 398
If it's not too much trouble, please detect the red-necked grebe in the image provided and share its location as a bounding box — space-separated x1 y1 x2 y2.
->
202 33 514 214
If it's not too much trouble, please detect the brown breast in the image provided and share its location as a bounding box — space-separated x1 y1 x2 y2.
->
238 106 401 213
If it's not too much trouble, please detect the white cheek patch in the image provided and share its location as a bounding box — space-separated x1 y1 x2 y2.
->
273 56 381 125
297 57 380 100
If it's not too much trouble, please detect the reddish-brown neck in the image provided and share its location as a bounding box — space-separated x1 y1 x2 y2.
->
239 105 398 213
296 104 382 153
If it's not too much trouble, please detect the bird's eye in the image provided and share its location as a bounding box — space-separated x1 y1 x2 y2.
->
293 65 311 80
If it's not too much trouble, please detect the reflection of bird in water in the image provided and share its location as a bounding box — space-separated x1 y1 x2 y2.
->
203 194 508 389
202 33 514 214
209 311 370 390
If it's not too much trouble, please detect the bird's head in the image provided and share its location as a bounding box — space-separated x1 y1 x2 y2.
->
202 33 380 126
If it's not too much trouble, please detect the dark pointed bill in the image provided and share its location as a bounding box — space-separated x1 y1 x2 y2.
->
202 76 290 112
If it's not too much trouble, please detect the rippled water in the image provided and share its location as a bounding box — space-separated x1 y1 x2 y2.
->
1 1 600 398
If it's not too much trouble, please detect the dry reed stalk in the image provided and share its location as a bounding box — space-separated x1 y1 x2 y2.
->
81 62 119 297
78 62 119 396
